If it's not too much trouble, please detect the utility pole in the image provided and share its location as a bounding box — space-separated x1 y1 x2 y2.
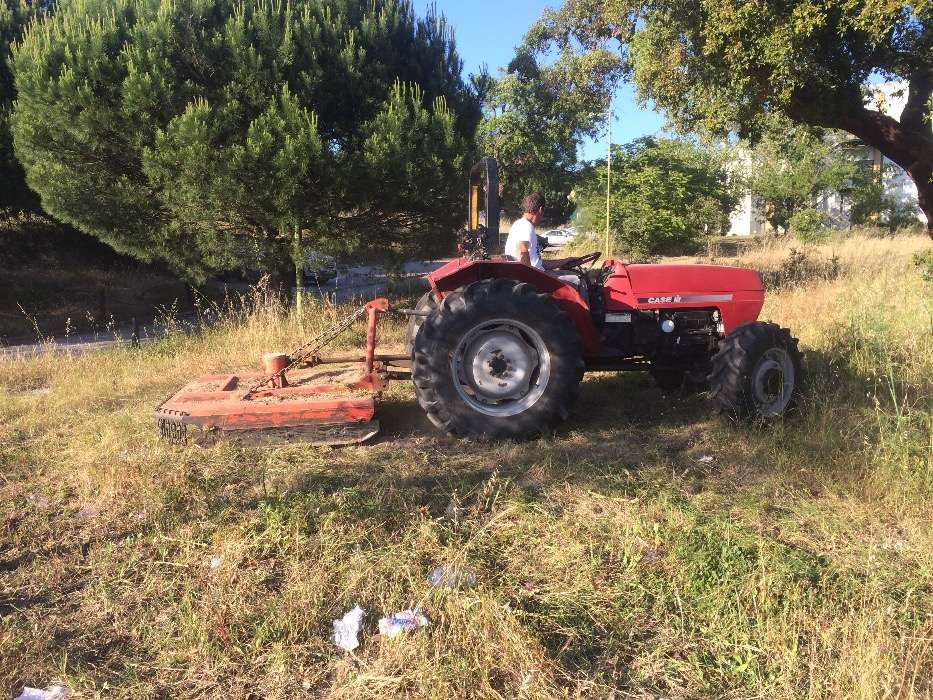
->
294 225 303 315
605 109 612 260
588 107 613 258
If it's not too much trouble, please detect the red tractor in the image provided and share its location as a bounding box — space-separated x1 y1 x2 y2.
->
399 158 802 440
157 158 801 445
404 253 801 440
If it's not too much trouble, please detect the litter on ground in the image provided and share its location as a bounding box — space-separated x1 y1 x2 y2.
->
378 608 429 639
15 686 69 700
332 605 365 652
428 565 476 589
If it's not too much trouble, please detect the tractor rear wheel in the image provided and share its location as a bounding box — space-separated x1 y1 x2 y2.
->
405 290 437 356
708 321 802 420
412 279 583 440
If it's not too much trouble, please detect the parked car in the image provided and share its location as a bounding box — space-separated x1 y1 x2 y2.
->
545 228 576 247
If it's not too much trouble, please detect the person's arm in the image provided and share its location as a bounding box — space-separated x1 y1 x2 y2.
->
517 240 532 266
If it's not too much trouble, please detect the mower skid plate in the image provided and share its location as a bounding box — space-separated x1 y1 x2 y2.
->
156 363 384 446
158 419 382 448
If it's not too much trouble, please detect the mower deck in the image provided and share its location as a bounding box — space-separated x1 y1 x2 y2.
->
156 362 385 446
155 298 408 447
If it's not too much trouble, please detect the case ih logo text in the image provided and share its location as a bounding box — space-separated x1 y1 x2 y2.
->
637 293 734 304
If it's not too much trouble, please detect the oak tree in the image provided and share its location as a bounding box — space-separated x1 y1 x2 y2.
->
523 0 933 235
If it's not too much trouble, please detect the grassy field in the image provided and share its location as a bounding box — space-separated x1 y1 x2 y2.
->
1 235 931 698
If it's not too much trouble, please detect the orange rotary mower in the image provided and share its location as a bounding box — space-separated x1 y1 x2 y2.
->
155 298 414 446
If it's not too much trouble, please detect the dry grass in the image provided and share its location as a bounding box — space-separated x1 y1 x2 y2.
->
1 236 931 698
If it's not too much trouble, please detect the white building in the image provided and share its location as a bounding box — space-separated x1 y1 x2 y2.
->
727 189 768 237
726 81 927 236
725 148 768 236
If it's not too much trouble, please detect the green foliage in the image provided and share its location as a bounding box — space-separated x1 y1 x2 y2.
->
477 46 623 224
849 177 888 228
576 137 737 259
525 0 929 140
788 208 831 243
12 0 477 281
745 119 860 232
914 248 933 283
521 0 933 230
0 0 48 209
849 167 924 232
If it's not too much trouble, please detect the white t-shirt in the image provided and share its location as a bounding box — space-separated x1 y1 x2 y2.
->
504 217 543 270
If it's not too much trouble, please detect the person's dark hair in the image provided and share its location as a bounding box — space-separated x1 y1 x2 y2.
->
520 192 545 214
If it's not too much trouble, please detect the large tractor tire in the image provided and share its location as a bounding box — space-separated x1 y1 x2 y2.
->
412 279 583 440
405 290 437 356
708 321 803 420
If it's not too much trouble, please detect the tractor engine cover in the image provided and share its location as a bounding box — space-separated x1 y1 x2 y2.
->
602 262 765 333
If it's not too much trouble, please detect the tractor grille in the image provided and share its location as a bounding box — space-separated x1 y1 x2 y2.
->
669 310 716 334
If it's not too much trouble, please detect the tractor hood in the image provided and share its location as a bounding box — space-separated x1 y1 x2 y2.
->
623 264 763 295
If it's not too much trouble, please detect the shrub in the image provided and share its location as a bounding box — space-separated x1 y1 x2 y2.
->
914 248 933 283
789 208 831 243
757 247 840 288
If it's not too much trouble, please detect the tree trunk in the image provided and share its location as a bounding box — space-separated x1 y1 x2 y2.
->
909 163 933 237
789 79 933 238
836 111 933 237
259 230 294 301
293 226 303 315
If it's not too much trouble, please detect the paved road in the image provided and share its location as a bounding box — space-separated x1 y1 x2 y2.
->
0 322 167 359
304 259 444 302
1 260 449 358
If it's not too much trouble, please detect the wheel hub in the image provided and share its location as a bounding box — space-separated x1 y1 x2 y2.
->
752 348 795 417
451 320 550 417
465 331 535 399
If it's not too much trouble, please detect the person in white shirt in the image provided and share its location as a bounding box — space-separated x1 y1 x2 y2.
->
504 192 576 270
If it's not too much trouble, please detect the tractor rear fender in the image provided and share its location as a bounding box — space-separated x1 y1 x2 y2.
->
427 258 601 354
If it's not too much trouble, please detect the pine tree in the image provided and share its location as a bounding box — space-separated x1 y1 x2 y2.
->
0 0 50 209
11 0 478 281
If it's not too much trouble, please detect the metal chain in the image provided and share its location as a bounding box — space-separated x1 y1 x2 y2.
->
243 304 369 396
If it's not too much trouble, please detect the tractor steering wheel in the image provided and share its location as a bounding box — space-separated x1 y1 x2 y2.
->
563 251 602 269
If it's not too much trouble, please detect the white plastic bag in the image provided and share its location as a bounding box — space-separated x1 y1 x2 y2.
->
331 605 365 652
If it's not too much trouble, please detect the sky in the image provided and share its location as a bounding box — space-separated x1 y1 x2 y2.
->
426 0 666 162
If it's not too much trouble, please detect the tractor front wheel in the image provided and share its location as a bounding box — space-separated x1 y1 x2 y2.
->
412 279 583 440
708 321 803 420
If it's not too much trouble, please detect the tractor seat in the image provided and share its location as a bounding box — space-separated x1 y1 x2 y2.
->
551 269 590 305
500 255 590 304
